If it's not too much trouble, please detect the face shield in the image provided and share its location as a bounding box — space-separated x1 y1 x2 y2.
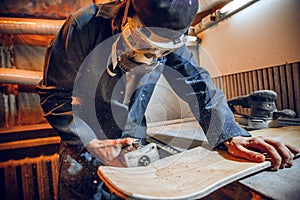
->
121 15 188 64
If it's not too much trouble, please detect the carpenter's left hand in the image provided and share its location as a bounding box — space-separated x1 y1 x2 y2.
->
86 138 137 167
224 136 299 170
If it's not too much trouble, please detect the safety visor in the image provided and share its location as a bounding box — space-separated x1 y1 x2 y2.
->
122 15 188 57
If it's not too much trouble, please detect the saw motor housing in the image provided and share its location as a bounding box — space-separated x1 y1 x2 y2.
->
124 143 160 167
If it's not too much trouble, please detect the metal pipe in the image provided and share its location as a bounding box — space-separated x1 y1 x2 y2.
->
0 17 64 35
198 0 232 13
195 0 258 34
0 68 42 85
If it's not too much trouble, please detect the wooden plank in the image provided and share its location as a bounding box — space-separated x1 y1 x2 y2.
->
239 73 245 96
226 75 231 98
248 71 253 93
213 77 220 90
273 66 282 110
217 77 221 89
220 76 225 97
235 73 242 114
225 75 231 99
228 75 235 98
256 70 262 90
279 65 288 109
233 74 238 97
220 76 226 93
98 126 300 200
237 73 241 97
292 63 300 117
285 64 295 110
243 72 251 116
244 72 250 95
268 67 275 91
219 77 223 91
239 73 244 94
218 76 224 95
218 76 224 92
252 70 258 91
233 73 239 97
262 68 269 89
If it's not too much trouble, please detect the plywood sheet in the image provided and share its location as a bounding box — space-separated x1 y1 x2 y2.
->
98 126 300 200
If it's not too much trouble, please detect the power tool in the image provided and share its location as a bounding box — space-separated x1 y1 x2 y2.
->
228 90 296 129
124 140 160 167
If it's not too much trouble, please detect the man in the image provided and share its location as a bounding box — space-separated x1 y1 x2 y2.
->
36 0 299 199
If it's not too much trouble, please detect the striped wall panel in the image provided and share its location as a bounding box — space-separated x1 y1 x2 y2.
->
0 154 59 200
212 62 300 117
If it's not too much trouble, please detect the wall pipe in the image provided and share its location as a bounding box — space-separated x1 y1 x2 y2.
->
0 17 64 35
0 68 42 86
194 0 258 35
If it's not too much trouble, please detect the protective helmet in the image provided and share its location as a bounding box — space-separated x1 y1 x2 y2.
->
131 0 199 39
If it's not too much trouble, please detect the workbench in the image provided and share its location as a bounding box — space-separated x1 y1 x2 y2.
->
239 157 300 200
146 118 300 200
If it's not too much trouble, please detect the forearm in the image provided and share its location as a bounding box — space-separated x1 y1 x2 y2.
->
196 88 251 148
165 46 250 148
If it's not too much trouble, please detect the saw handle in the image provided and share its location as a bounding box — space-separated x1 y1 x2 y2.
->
273 109 296 119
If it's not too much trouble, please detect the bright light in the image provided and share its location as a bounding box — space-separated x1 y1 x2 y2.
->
220 0 254 14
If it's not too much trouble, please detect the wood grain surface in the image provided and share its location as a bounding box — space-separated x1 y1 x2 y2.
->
98 126 300 200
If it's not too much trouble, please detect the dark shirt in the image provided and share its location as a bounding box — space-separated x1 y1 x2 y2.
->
37 4 250 155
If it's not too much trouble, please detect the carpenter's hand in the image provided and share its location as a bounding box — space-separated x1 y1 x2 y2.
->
224 136 299 170
86 138 136 167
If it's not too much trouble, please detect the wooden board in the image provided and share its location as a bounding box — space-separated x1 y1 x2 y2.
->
98 126 300 200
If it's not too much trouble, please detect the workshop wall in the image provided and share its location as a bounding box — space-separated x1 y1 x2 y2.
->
197 0 300 77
